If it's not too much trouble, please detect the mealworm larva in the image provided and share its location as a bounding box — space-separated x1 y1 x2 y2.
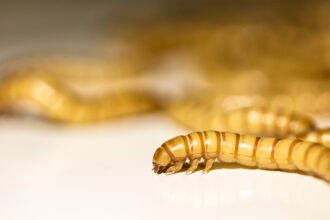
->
299 129 330 147
0 73 157 123
152 131 330 181
168 100 315 137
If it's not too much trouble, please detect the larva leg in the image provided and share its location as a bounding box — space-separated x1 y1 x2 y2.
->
186 159 200 174
202 158 215 173
166 161 184 175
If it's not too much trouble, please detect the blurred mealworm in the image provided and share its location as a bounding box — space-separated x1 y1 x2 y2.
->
168 100 315 138
152 131 330 181
0 73 157 123
299 129 330 147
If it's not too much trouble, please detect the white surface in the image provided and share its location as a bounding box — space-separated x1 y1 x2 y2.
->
0 114 329 220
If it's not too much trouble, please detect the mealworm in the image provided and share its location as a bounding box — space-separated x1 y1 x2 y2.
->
299 129 330 147
168 100 315 138
0 73 157 123
152 131 330 181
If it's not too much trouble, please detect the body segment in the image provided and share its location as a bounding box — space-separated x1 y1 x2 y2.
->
168 102 315 137
0 74 156 123
299 129 330 147
153 131 330 181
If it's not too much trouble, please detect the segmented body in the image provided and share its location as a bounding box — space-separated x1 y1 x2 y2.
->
168 100 315 137
153 131 330 181
299 129 330 147
0 74 156 123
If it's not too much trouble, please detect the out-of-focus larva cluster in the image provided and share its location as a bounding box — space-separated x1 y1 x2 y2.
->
152 131 330 181
105 1 330 115
0 53 325 138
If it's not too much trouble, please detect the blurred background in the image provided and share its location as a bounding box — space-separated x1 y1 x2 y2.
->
0 0 330 123
0 0 330 219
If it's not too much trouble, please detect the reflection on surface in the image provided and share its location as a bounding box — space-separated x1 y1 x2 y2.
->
153 165 329 209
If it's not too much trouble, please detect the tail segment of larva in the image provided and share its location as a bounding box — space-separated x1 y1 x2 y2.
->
168 101 315 137
152 131 330 181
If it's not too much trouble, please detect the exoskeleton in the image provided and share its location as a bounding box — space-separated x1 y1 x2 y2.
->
168 100 315 138
152 131 330 181
0 73 156 123
299 129 330 147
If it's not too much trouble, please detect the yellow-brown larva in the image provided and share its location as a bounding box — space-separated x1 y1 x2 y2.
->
299 129 330 147
168 101 315 138
152 131 330 182
0 73 157 123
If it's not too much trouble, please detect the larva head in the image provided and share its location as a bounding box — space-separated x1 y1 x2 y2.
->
152 147 171 174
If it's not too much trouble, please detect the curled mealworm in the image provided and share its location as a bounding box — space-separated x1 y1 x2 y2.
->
152 131 330 181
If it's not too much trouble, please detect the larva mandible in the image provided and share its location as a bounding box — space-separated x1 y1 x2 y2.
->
152 131 330 181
